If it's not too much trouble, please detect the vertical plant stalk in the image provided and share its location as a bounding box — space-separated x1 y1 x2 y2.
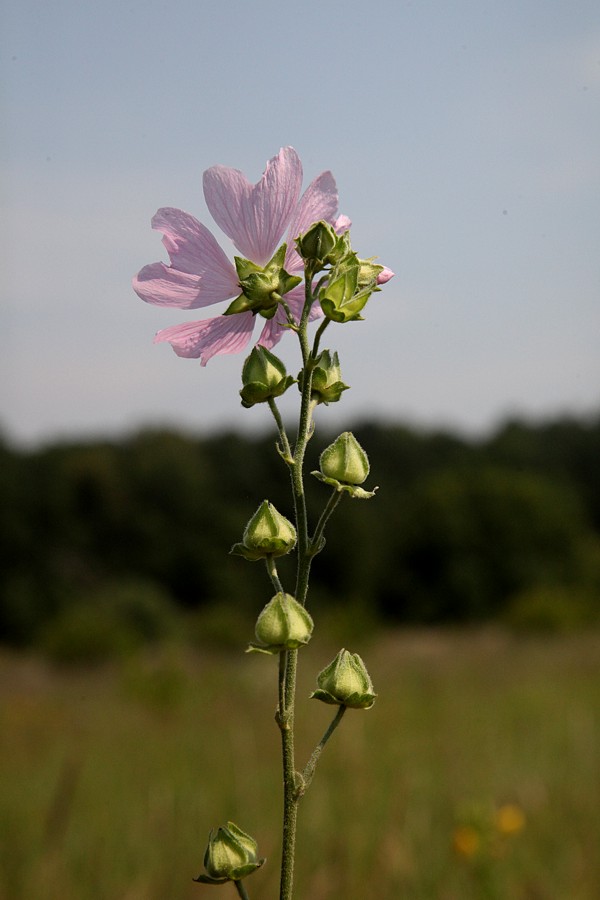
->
277 273 318 900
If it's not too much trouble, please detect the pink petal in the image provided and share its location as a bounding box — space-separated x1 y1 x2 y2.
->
256 310 293 351
377 266 395 284
334 214 352 233
152 207 236 280
132 208 239 309
285 171 340 272
203 147 303 265
133 263 205 309
154 312 255 365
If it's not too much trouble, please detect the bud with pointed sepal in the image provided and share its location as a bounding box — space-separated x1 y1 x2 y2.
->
248 592 314 654
296 221 351 269
240 346 295 409
310 648 376 709
231 500 297 561
298 349 349 406
224 245 302 319
319 250 384 323
194 821 265 885
312 432 377 499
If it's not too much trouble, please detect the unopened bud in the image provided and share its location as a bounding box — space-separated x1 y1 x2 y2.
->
249 592 314 654
320 431 369 484
299 349 349 406
194 821 265 885
240 346 295 408
296 220 349 268
231 500 296 561
310 648 376 709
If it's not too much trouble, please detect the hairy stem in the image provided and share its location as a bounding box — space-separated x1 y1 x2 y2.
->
265 555 285 595
310 489 343 556
298 705 346 797
279 274 319 900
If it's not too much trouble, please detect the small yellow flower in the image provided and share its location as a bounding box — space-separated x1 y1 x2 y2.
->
495 803 526 836
452 825 480 859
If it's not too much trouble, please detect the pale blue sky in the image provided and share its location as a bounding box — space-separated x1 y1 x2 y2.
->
2 0 599 444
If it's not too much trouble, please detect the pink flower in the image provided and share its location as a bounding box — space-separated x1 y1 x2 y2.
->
133 147 345 365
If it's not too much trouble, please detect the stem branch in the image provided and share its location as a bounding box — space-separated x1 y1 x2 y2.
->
297 705 347 798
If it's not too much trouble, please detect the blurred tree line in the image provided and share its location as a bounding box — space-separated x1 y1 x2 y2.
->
1 413 599 654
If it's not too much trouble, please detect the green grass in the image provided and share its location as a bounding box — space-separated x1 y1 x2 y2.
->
1 629 599 899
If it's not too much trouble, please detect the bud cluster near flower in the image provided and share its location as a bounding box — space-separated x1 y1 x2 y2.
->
225 244 302 319
296 220 350 269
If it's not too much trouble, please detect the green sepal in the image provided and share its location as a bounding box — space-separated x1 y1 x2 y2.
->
240 375 295 409
318 251 383 323
310 688 377 710
311 470 377 499
298 349 350 405
225 245 301 318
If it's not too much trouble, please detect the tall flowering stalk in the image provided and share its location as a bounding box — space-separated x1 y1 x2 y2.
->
134 147 393 900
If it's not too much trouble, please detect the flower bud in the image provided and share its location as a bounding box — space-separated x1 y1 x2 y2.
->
312 432 376 499
249 592 314 654
296 220 349 268
298 349 349 406
319 250 387 323
231 500 297 561
194 821 265 884
310 648 376 709
320 431 369 484
240 346 295 409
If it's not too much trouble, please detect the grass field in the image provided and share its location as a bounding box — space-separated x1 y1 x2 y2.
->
1 629 599 899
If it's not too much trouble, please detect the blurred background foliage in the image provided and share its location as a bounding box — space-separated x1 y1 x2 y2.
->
1 413 599 660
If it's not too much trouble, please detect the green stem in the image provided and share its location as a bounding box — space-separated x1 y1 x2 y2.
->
265 555 284 595
279 647 298 900
311 317 330 358
234 880 251 900
297 705 346 797
310 488 343 557
279 273 320 900
268 397 293 464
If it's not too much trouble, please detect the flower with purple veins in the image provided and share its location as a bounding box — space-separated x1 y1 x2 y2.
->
133 147 351 366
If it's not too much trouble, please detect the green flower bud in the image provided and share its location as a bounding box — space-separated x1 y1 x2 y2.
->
357 257 384 288
312 432 377 499
231 500 297 561
310 648 377 709
298 349 349 405
296 220 350 268
194 821 265 885
240 346 295 409
319 250 382 323
224 245 302 319
248 592 314 654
